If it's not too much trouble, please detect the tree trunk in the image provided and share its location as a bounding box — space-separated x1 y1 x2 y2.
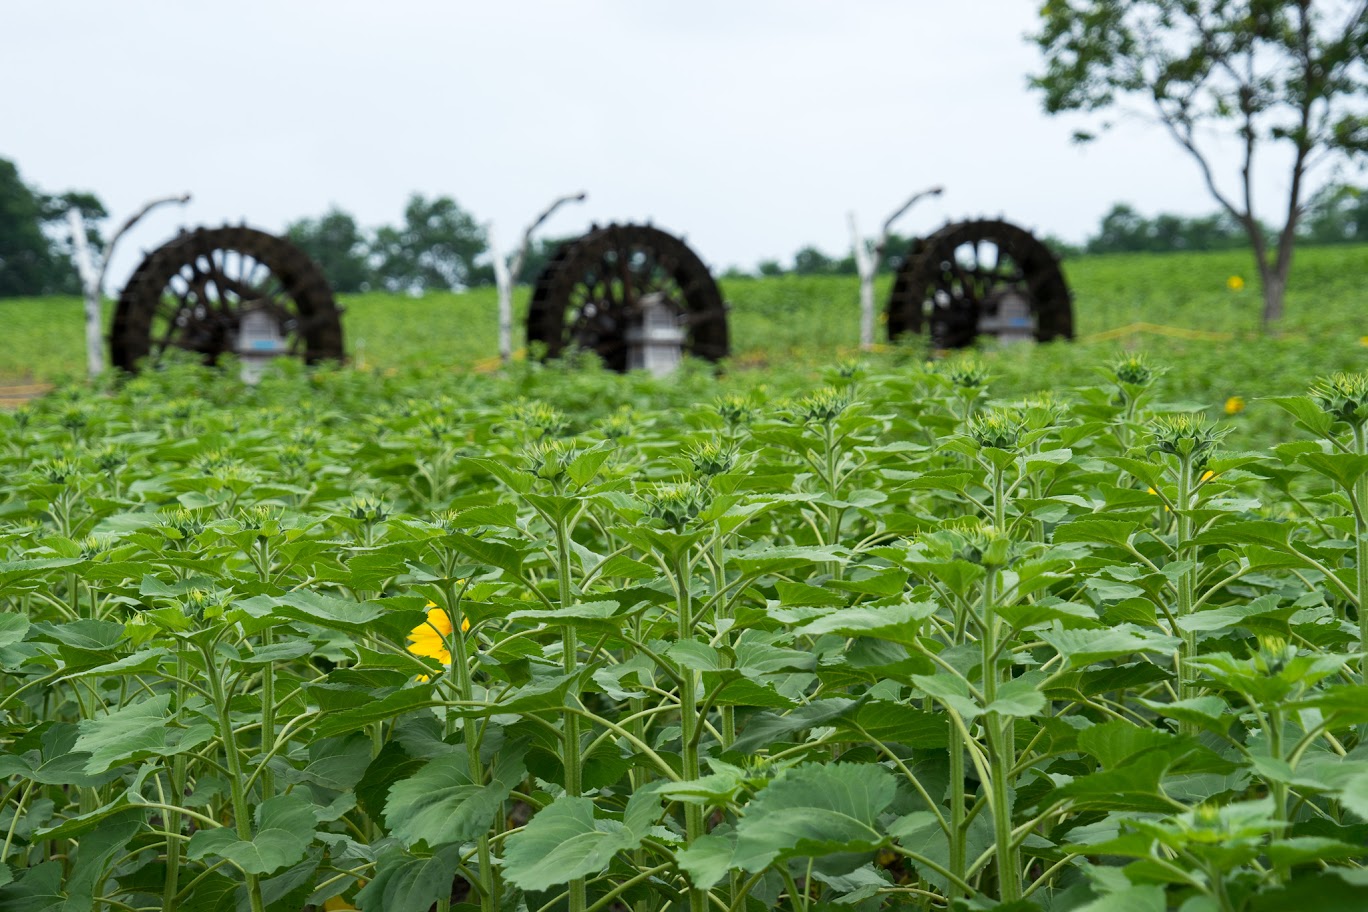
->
1260 265 1288 328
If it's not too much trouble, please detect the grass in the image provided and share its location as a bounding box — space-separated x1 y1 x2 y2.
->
1 245 1364 426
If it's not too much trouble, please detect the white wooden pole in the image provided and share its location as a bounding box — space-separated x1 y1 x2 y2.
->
67 209 105 378
66 193 191 378
850 212 877 351
489 224 514 365
493 191 586 365
851 185 944 352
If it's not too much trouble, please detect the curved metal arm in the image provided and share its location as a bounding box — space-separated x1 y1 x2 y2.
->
95 193 192 295
508 192 587 282
876 185 944 259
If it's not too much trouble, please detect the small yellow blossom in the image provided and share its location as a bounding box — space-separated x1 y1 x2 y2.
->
1224 396 1245 415
1359 336 1368 347
1202 470 1216 482
1226 275 1244 291
407 601 470 671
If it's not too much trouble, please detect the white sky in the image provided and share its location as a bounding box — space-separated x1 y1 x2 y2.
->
0 0 1325 288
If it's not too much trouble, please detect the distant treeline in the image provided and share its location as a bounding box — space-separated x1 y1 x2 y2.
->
0 156 550 298
743 184 1368 278
0 153 1364 297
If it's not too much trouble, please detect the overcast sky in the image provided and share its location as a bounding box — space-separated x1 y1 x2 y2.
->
1 1 1320 288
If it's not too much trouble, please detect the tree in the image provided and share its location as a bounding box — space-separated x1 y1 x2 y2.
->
0 158 105 297
1086 202 1260 253
371 194 491 292
1032 1 1368 326
286 207 374 293
792 246 837 276
756 259 785 277
1088 203 1151 254
0 158 56 297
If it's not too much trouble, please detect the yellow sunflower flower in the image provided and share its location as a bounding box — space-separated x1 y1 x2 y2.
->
1224 396 1245 415
1226 275 1244 291
407 601 470 669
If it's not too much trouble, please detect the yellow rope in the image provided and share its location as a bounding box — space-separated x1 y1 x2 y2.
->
1080 321 1235 343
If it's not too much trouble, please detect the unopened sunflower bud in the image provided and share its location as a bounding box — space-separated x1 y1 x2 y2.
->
687 440 737 478
943 357 991 390
181 587 225 622
240 504 282 539
1022 392 1067 429
950 520 1010 568
421 415 452 440
277 445 307 472
598 411 633 440
713 394 757 428
93 445 127 474
790 387 851 424
1256 634 1294 674
525 438 571 482
1110 353 1158 387
647 482 710 529
1147 414 1226 468
78 534 114 561
349 496 388 524
1311 372 1368 427
162 508 205 540
192 449 236 473
58 407 89 434
35 457 78 485
969 410 1024 451
513 401 570 439
835 359 863 380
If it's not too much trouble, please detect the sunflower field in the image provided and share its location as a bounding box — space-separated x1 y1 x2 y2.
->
6 351 1368 912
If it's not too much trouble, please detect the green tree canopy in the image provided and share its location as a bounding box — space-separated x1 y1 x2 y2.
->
0 158 105 297
286 207 374 293
1086 202 1254 253
371 194 491 292
1031 0 1367 325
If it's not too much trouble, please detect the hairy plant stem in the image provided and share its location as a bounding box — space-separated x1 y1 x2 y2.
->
711 534 736 748
203 639 265 912
1175 455 1198 718
822 424 843 581
676 550 708 912
981 568 1021 903
1267 704 1290 884
162 654 190 912
991 465 1007 533
707 533 742 912
555 514 586 912
1354 424 1368 683
947 726 968 905
256 539 276 802
448 593 496 912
